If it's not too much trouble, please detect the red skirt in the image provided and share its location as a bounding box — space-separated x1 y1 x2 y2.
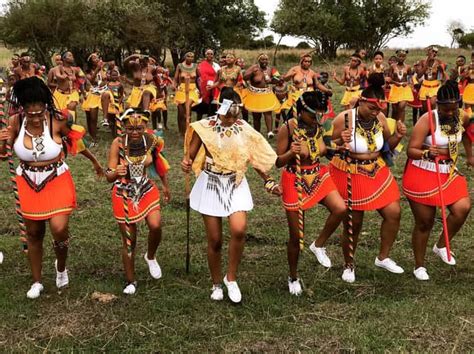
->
329 156 400 211
281 163 337 211
17 168 76 220
402 159 468 206
408 88 422 108
112 181 160 224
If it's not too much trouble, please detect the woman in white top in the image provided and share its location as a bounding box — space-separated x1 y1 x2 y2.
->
330 74 407 283
403 80 473 281
0 77 102 299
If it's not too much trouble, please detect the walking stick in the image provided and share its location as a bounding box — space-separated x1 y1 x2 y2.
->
344 113 354 266
116 113 133 257
184 77 191 273
1 102 27 252
293 124 304 250
426 97 452 262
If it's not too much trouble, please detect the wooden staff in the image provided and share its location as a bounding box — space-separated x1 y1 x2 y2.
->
426 97 452 262
293 126 304 250
116 114 133 257
184 77 191 273
1 103 28 252
344 113 354 266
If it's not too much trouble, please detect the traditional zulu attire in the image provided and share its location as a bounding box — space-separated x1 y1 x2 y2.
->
112 132 169 223
329 109 400 210
82 66 108 112
174 63 200 107
402 109 468 206
243 67 281 113
185 115 276 217
281 118 337 211
13 113 85 220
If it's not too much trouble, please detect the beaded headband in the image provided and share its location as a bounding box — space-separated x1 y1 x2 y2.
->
120 108 150 126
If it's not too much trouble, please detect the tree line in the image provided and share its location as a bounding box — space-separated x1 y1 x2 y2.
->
1 0 437 68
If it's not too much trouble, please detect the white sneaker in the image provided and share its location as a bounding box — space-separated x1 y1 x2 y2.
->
223 275 242 303
433 244 456 265
123 282 137 295
288 277 303 296
210 284 224 301
26 282 44 299
55 260 69 289
374 257 404 274
341 267 355 283
267 131 275 139
0 251 3 264
101 119 109 127
144 253 162 279
309 242 332 268
413 267 430 281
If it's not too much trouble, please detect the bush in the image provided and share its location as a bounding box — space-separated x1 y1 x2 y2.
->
296 41 311 49
459 33 474 48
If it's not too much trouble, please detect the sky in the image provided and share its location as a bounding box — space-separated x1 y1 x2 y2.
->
255 0 474 48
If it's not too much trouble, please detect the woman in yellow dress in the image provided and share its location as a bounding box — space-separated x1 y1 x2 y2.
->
387 50 414 122
124 54 159 111
173 52 200 136
333 53 366 110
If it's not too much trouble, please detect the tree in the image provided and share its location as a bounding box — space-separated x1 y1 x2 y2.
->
459 33 474 49
0 0 266 68
447 20 465 48
271 0 430 58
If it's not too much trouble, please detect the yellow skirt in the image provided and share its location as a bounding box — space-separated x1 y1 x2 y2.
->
463 83 474 104
388 85 414 103
234 87 248 101
243 86 280 113
150 97 167 112
340 86 362 106
126 85 157 109
174 83 200 106
419 80 440 101
53 90 80 110
105 91 123 115
82 92 102 111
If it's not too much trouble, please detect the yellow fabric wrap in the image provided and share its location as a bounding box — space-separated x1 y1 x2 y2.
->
82 91 102 111
388 85 414 103
53 90 80 110
340 85 362 105
463 83 474 104
174 83 200 106
126 85 157 108
184 117 277 185
243 85 280 113
150 97 167 112
419 79 440 100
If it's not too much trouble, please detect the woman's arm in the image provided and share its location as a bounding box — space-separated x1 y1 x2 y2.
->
181 130 203 173
275 123 298 168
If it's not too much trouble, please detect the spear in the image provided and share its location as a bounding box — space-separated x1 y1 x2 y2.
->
426 97 451 262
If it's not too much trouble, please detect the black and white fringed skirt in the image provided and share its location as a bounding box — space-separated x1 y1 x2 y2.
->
190 170 253 217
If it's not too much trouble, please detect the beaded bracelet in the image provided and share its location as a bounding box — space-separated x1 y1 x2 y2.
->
264 177 277 193
421 149 431 160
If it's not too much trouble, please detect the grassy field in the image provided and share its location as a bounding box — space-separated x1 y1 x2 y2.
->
0 47 473 351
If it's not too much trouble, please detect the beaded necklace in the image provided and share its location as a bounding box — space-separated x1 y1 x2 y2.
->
355 108 382 152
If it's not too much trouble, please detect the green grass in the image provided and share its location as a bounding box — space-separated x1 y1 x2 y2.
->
0 48 473 351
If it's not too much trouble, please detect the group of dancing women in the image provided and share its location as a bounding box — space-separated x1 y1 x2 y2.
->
0 46 472 302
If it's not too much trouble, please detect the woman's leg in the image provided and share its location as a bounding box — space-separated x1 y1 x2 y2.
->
286 210 301 280
227 211 247 281
437 197 471 248
145 210 162 259
118 223 138 283
376 201 401 260
408 200 436 269
203 215 223 284
24 219 46 283
252 112 262 132
313 190 347 247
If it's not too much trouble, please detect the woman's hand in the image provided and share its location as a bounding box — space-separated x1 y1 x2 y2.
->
271 184 282 197
341 128 352 144
181 158 192 173
93 162 105 178
427 146 442 158
162 186 171 203
290 141 302 156
396 120 407 138
116 163 128 177
0 127 10 141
